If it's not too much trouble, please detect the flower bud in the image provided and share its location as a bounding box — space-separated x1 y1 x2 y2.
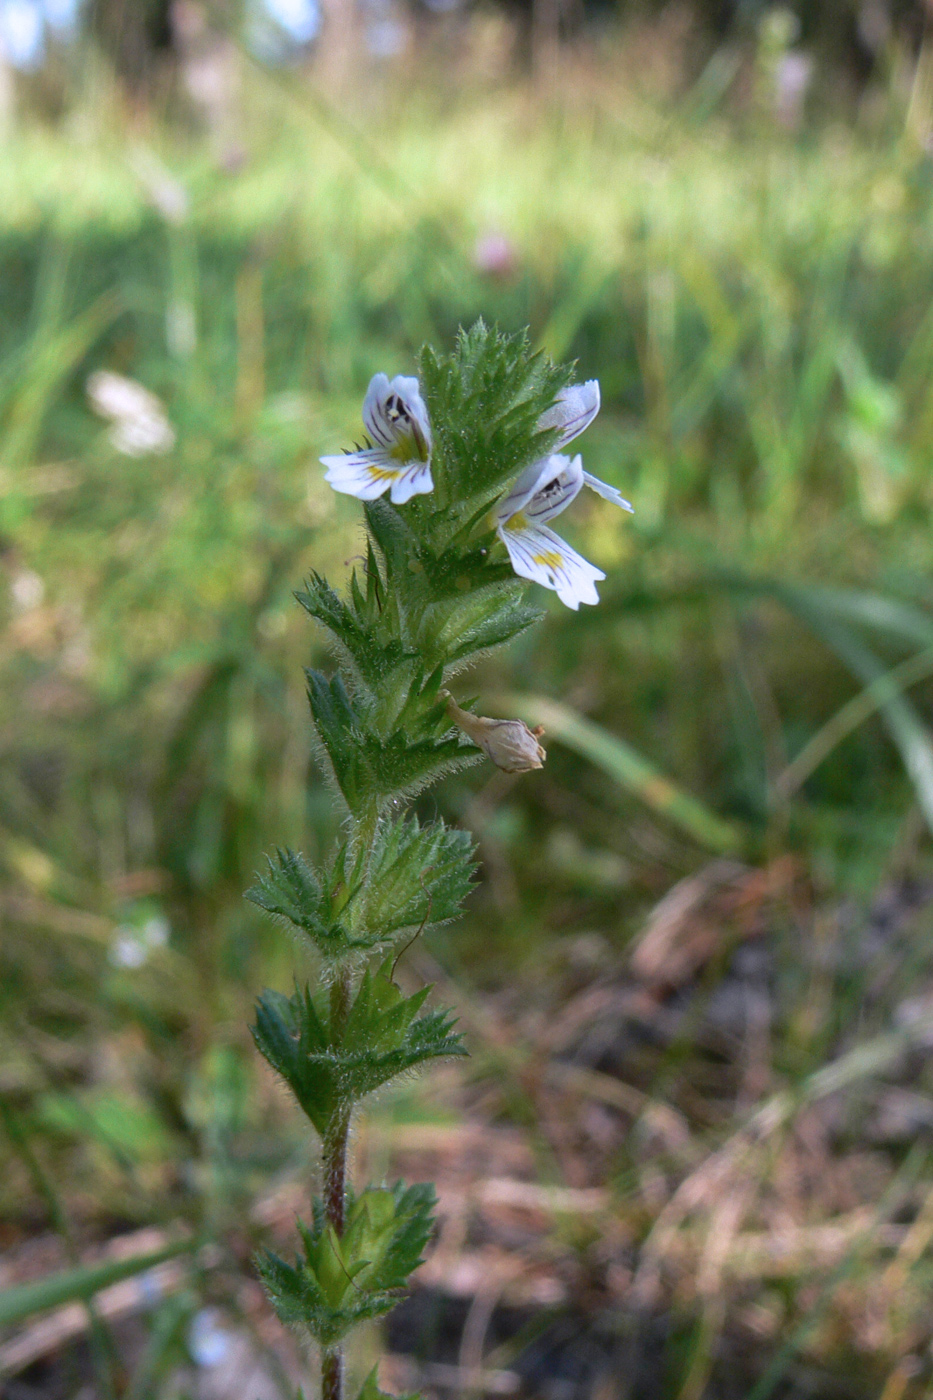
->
443 693 545 773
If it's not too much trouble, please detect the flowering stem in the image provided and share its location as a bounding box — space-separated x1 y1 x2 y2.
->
246 331 601 1399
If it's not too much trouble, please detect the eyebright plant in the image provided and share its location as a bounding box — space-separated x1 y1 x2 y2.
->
246 322 632 1400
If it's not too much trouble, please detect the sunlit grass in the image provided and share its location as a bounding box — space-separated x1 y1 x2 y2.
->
3 57 933 1395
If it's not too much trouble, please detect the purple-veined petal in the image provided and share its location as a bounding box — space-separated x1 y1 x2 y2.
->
321 448 406 500
495 453 582 525
362 373 432 460
389 461 434 503
538 379 600 448
496 517 605 610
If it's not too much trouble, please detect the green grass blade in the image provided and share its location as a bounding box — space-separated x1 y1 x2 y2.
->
0 1239 196 1329
494 693 742 853
775 643 933 801
765 588 933 832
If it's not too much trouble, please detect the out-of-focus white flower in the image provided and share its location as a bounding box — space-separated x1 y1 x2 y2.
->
321 373 433 505
188 1307 236 1368
10 567 43 610
263 0 320 44
130 149 190 225
443 692 545 773
42 0 81 36
108 914 170 970
774 50 812 128
87 372 176 457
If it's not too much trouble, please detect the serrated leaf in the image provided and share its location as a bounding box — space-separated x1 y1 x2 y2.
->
297 571 414 695
251 986 332 1133
251 971 465 1132
245 848 356 956
256 1181 436 1347
419 321 571 508
350 814 475 945
307 670 480 812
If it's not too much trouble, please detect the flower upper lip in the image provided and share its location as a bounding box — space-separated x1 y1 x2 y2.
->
321 372 434 505
362 373 432 461
538 378 602 448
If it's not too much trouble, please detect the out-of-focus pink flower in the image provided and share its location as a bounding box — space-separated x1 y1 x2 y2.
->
473 230 518 280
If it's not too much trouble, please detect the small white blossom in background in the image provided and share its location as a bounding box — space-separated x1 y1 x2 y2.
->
188 1307 236 1368
10 567 44 611
444 691 546 773
87 372 176 457
0 0 44 71
494 380 633 610
321 372 433 504
108 914 170 970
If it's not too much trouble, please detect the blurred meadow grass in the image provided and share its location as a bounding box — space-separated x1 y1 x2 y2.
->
5 30 933 1396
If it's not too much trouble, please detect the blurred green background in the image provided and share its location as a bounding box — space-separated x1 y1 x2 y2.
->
6 2 933 1397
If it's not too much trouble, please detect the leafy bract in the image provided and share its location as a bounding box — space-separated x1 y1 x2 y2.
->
257 1181 436 1346
251 965 465 1134
307 670 479 812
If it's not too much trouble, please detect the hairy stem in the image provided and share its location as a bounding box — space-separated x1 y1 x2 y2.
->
323 1102 351 1237
322 1346 344 1400
321 966 353 1399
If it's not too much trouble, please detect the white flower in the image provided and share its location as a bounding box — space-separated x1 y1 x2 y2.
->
538 378 634 511
87 371 176 456
320 373 433 505
495 449 633 611
538 379 602 448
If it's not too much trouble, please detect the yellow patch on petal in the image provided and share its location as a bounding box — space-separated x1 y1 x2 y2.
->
389 430 427 464
532 550 564 570
366 465 402 482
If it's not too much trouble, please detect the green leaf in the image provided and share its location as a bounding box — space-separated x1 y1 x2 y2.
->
296 571 414 695
245 848 348 954
419 321 571 509
307 670 479 812
350 815 476 946
251 986 333 1133
355 1367 418 1400
256 1181 436 1347
251 969 465 1133
0 1239 195 1328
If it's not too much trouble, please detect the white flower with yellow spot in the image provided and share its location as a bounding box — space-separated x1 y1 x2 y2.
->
494 381 633 610
321 373 433 505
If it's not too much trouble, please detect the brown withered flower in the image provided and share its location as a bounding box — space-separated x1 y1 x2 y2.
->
443 691 546 773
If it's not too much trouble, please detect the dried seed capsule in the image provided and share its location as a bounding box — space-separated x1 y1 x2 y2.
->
443 692 545 773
